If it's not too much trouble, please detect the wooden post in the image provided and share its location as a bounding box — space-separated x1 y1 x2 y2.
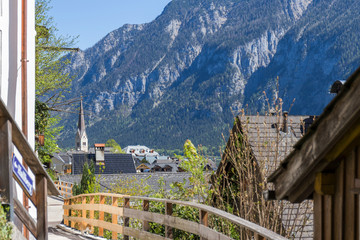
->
124 197 130 240
36 175 47 240
200 209 208 240
112 197 118 239
82 196 86 231
165 202 173 239
0 118 13 221
64 199 69 226
143 200 150 232
89 195 94 233
70 199 75 229
99 195 105 237
254 233 266 240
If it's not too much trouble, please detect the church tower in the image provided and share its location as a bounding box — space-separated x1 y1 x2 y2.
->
75 98 88 152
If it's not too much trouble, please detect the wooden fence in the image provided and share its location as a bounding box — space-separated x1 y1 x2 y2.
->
63 193 288 240
54 180 73 198
0 98 59 240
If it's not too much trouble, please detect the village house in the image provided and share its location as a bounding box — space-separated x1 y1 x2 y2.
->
211 112 316 239
269 67 360 239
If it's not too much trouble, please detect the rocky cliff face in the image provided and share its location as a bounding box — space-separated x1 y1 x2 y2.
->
59 0 360 149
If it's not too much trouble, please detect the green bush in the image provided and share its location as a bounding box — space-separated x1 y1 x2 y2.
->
0 204 12 240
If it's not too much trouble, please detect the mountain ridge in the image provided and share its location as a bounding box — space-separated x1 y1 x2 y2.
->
58 0 360 150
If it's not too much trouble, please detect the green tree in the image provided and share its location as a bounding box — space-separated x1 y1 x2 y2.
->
0 204 12 240
175 140 209 202
72 161 100 195
105 139 125 153
35 0 76 164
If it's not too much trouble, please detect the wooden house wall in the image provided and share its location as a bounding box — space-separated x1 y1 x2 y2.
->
314 141 360 240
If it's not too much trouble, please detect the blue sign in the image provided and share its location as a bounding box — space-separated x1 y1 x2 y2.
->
12 155 33 196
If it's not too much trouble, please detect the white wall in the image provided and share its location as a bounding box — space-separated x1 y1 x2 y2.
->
0 0 35 148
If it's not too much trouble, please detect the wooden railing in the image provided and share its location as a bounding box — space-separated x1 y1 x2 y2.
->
63 193 287 240
54 180 73 198
0 98 59 240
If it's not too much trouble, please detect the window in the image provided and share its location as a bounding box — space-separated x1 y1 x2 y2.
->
83 142 86 146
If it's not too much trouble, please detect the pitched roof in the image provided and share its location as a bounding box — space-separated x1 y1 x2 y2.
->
72 153 136 174
237 115 313 176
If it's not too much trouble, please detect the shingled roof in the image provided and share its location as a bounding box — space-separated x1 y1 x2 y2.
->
212 113 314 239
72 153 136 174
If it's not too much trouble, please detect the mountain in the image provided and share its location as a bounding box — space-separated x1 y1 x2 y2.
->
58 0 360 150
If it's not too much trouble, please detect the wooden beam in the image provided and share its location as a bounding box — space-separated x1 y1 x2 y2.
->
99 195 105 237
112 197 118 239
36 175 48 240
165 202 173 239
124 197 130 240
0 118 13 221
143 200 150 232
200 209 208 240
89 196 94 233
0 99 59 196
14 198 37 238
314 172 335 195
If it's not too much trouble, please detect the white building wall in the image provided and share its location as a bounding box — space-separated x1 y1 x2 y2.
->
0 0 35 148
1 0 36 234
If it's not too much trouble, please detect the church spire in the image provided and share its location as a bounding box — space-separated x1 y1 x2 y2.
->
75 97 88 152
77 97 86 136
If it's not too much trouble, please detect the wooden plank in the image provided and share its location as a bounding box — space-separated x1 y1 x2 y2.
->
124 197 130 240
131 197 287 240
323 195 332 240
14 198 37 238
63 203 124 215
345 150 356 239
36 175 48 240
165 202 173 239
143 200 150 232
68 194 287 240
124 227 170 240
124 208 231 240
64 216 124 234
70 199 75 229
0 99 59 196
0 118 13 221
99 195 105 237
314 192 322 240
89 196 94 233
82 196 86 234
112 197 118 239
314 172 335 195
333 160 344 240
200 209 208 240
64 199 69 226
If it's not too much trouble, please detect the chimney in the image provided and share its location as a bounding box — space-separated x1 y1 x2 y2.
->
281 111 288 133
94 143 105 165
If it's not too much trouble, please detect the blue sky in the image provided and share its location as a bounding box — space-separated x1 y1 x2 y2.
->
49 0 172 50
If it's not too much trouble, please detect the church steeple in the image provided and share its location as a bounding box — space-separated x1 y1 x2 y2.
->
75 97 88 152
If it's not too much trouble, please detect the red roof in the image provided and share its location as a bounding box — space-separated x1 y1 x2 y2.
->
94 143 105 147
